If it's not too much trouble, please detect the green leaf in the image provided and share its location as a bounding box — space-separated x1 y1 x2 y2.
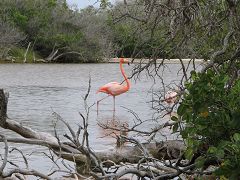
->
177 104 187 116
233 133 240 142
190 71 197 80
171 116 178 121
216 149 225 159
195 156 205 168
172 123 178 133
208 146 217 154
185 148 194 160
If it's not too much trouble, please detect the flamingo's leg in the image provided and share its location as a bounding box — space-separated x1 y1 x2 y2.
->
113 96 116 112
97 95 111 114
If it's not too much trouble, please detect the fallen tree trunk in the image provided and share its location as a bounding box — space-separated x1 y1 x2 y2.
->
96 140 185 164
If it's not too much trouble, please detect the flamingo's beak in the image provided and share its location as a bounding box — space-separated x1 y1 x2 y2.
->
121 58 130 65
125 59 130 65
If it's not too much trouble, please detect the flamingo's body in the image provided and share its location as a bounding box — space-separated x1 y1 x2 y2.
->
97 58 130 112
97 82 128 96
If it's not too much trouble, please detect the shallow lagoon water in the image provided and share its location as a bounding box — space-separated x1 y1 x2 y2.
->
0 63 199 175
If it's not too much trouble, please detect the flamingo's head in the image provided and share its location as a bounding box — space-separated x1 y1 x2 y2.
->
120 58 130 65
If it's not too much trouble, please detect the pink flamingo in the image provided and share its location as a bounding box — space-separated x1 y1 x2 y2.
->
163 90 178 117
97 58 130 113
164 90 177 104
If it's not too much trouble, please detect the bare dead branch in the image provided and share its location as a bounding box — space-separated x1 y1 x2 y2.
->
202 30 234 72
53 51 83 61
84 76 91 101
0 90 7 127
0 134 8 176
10 148 29 169
23 42 31 63
2 169 53 180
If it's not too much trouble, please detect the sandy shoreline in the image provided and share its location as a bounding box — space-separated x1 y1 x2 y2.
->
103 58 206 64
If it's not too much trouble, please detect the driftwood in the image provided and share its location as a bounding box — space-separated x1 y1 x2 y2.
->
34 51 83 63
45 45 83 62
23 42 31 63
0 89 186 177
95 140 185 164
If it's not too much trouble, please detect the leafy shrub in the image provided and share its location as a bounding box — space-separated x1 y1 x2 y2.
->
176 67 240 178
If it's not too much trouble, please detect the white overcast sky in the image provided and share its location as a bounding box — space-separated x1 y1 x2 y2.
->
66 0 117 8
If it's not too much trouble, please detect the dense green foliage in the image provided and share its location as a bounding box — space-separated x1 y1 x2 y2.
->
165 0 240 178
2 0 235 63
2 0 229 62
0 0 114 62
176 67 240 179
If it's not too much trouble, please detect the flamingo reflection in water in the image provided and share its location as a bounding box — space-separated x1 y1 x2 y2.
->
97 115 129 147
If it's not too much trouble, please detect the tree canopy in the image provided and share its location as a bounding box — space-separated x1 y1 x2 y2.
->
1 0 238 63
0 0 115 62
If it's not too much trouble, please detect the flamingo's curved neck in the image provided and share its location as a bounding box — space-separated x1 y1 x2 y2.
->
120 61 130 90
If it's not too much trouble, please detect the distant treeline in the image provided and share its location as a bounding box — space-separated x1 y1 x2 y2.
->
0 0 190 63
0 0 236 63
0 0 157 63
